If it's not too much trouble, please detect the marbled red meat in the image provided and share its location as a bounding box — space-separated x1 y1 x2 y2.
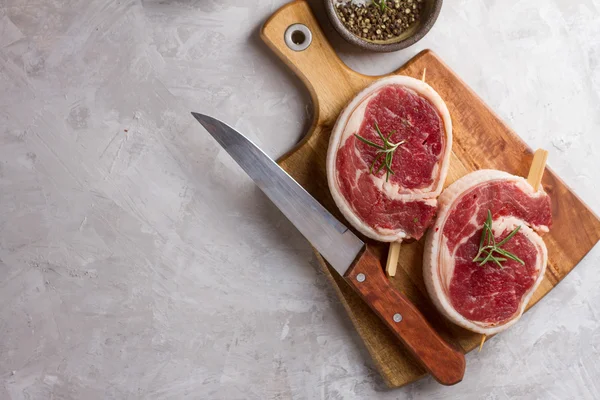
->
335 135 438 239
450 226 539 324
423 170 552 334
327 76 452 242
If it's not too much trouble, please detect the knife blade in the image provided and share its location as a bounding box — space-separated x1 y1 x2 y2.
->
192 112 465 385
191 113 364 275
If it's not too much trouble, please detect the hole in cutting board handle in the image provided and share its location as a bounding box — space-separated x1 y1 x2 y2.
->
284 23 312 51
291 30 305 45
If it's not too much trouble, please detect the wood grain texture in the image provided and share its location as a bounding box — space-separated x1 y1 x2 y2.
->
345 247 465 385
261 0 600 388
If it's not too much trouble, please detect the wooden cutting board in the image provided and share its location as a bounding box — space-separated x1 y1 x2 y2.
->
261 0 600 388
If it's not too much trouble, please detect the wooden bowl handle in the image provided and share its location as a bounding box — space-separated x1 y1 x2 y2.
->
261 0 369 117
345 246 466 386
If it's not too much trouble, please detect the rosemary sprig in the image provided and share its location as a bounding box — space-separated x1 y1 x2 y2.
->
355 122 405 182
472 210 524 268
373 0 387 12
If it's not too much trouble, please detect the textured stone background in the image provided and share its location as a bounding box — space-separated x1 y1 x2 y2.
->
1 0 600 399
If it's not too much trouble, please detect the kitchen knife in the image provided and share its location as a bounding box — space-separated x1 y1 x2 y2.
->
192 112 466 385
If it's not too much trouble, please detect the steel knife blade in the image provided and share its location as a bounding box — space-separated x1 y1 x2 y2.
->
192 112 364 275
192 112 465 385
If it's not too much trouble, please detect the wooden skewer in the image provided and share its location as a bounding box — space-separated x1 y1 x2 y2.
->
385 68 429 277
479 148 548 352
478 334 486 352
527 149 549 191
386 242 401 277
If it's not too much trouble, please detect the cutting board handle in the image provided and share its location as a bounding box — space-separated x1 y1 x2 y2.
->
345 247 466 386
261 0 369 119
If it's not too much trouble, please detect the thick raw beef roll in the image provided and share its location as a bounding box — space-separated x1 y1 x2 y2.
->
423 170 552 335
326 76 452 242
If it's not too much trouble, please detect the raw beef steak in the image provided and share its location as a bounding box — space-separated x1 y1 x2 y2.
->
423 170 552 335
326 76 452 242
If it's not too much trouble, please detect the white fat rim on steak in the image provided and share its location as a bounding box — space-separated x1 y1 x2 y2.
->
326 76 453 242
423 170 549 335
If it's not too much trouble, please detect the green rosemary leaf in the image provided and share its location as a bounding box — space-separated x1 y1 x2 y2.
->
494 248 525 265
489 256 502 268
385 152 391 181
476 223 486 258
355 122 405 182
478 251 495 266
486 211 497 246
388 150 395 176
369 153 382 174
472 209 525 268
375 155 386 174
497 225 521 247
374 123 387 143
355 134 385 150
373 0 387 12
474 252 506 263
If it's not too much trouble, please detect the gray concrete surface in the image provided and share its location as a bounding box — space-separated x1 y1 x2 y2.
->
1 0 600 399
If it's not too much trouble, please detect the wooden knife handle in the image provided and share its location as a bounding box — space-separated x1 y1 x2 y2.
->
345 246 466 386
